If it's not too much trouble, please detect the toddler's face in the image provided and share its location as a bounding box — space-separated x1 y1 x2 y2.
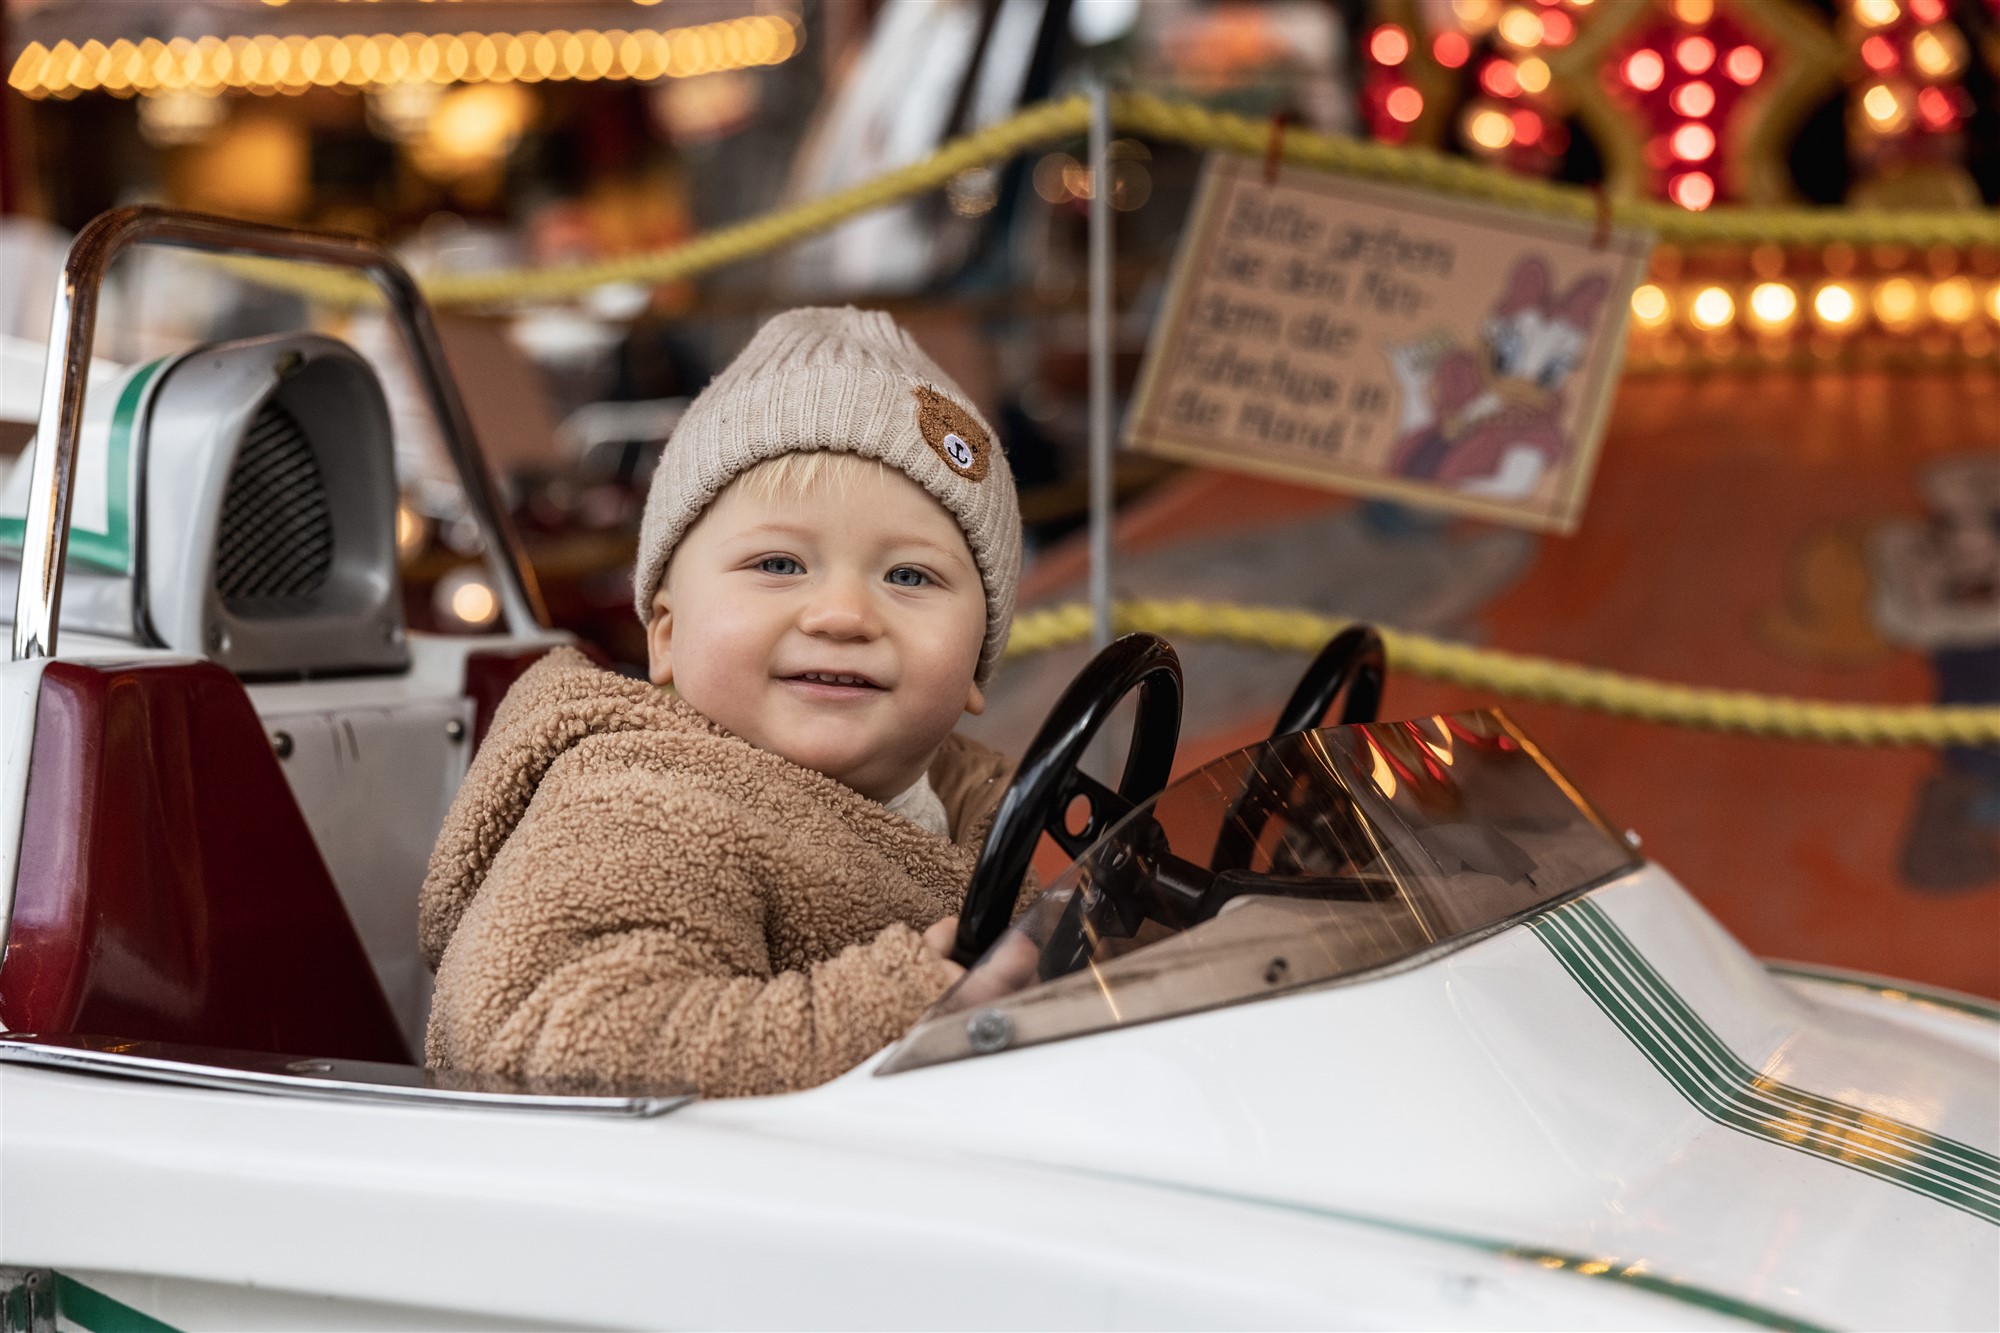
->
649 459 988 803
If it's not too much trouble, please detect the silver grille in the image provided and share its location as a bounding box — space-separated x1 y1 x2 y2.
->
214 401 334 605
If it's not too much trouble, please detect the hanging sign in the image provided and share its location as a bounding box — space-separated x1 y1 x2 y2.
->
1125 155 1652 532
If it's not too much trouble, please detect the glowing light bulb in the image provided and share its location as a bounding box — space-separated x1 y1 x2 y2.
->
1385 85 1424 123
1987 283 2000 324
1517 56 1551 93
1929 277 1975 324
1540 9 1574 44
1623 49 1666 91
1690 286 1735 330
1814 283 1860 329
395 503 428 560
1631 284 1671 328
1671 81 1715 116
1854 0 1900 28
1481 59 1522 98
1498 7 1543 47
1748 282 1798 330
1873 277 1921 329
438 568 499 630
1434 31 1471 68
1468 106 1516 149
1860 35 1897 72
1370 25 1411 65
1916 86 1957 131
1675 35 1715 74
1511 108 1543 144
1672 0 1715 23
1669 171 1716 210
1724 45 1763 84
1671 122 1716 160
1453 0 1500 28
1862 83 1910 134
1910 30 1962 79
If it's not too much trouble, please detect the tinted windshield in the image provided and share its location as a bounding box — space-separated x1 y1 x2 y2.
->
880 709 1639 1074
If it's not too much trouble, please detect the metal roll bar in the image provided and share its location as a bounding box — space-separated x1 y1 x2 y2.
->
10 205 548 662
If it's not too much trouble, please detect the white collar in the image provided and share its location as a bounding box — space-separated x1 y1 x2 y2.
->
883 772 950 838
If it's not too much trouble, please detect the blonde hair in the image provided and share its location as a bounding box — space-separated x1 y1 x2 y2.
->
733 451 899 504
655 453 908 610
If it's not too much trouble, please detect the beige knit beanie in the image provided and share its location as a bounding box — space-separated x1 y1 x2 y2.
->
634 307 1022 682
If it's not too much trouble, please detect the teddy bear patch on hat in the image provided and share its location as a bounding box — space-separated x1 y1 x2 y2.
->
913 386 991 482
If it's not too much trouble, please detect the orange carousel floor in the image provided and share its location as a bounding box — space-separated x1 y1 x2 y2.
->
979 367 2000 999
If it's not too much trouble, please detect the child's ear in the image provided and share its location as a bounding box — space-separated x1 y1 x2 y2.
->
964 679 986 716
646 592 675 687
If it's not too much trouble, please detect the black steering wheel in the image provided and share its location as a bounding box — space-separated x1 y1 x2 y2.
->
952 633 1183 967
1269 626 1386 738
1212 626 1388 873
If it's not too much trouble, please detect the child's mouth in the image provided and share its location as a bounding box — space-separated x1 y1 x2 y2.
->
784 670 885 694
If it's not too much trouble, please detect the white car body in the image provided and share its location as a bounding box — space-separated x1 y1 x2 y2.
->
1 846 1994 1331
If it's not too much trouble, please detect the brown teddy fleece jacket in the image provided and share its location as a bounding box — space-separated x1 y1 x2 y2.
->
419 647 1013 1097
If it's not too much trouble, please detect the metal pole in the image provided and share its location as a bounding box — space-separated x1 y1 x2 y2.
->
10 206 548 661
1086 83 1114 652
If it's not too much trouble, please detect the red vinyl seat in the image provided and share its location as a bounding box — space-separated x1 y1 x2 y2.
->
1 659 411 1064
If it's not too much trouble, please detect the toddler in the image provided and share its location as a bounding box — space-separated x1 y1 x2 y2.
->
419 308 1023 1096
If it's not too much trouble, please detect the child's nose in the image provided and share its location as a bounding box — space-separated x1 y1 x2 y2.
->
797 573 881 640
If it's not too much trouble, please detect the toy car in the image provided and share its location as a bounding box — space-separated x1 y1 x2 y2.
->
0 209 1992 1332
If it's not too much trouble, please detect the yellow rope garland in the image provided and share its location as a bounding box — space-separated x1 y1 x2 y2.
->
1007 600 2000 748
224 92 2000 309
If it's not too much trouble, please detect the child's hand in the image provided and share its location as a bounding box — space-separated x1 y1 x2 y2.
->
921 915 1041 1010
921 916 967 983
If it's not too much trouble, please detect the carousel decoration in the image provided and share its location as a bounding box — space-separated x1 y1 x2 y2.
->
1553 0 1844 208
1360 0 1995 371
1842 0 1984 209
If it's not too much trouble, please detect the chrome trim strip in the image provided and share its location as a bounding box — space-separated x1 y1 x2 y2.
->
0 1033 692 1116
12 205 546 662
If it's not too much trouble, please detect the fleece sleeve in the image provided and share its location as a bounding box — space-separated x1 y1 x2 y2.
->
425 775 960 1098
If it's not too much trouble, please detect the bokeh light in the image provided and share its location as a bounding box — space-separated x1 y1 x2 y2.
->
1669 171 1716 210
1862 83 1910 134
1631 283 1672 328
1675 36 1715 75
1672 123 1716 160
1468 106 1515 148
1860 36 1898 73
1671 81 1715 117
1748 282 1799 330
1690 286 1735 331
1723 45 1763 84
1813 283 1860 329
1370 25 1411 66
1481 59 1521 98
1929 277 1975 324
1497 7 1543 47
1872 277 1921 330
1623 49 1666 91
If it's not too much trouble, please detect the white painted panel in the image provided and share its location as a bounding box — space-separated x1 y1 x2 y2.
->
259 697 472 1055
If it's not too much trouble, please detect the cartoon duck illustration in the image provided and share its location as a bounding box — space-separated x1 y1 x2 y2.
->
1384 256 1609 501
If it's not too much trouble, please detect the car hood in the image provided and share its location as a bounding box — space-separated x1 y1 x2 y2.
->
707 866 2000 1332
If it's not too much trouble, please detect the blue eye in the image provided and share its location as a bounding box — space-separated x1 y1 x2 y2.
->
759 557 803 576
886 566 928 588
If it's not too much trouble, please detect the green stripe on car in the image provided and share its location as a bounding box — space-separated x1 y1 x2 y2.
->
1532 899 2000 1224
0 355 170 575
1766 961 2000 1025
52 1273 179 1333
